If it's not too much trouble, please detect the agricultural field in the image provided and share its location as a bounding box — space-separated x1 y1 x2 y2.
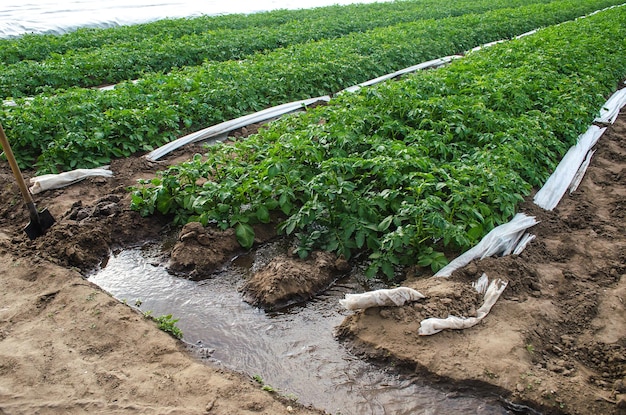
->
0 0 561 97
0 0 625 414
131 2 626 279
1 0 624 174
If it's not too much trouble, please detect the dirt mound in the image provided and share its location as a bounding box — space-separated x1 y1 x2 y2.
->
241 251 350 310
169 222 243 279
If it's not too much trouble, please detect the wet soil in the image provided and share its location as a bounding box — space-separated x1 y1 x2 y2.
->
0 110 624 413
240 251 350 311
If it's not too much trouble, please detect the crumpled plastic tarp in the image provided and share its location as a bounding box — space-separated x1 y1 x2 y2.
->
434 213 538 278
418 274 508 335
145 96 330 161
512 233 536 256
29 166 113 194
533 125 606 210
339 287 425 311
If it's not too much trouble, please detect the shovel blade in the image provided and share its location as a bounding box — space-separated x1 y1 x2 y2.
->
24 207 55 240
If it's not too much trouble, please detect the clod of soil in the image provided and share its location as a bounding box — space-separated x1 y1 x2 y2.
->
241 251 350 310
169 222 243 279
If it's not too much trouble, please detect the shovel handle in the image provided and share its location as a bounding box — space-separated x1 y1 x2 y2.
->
0 123 35 206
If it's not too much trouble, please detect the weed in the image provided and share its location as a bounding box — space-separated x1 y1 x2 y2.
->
143 312 183 339
252 374 276 393
284 393 299 402
155 314 183 339
253 374 264 384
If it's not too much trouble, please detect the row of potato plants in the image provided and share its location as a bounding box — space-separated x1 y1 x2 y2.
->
131 5 626 279
0 0 563 98
2 0 622 173
0 0 569 65
0 3 379 62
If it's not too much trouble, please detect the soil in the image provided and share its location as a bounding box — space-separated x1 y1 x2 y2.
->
0 139 324 414
0 108 624 414
241 251 350 311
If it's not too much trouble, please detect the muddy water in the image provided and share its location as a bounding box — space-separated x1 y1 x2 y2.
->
89 242 510 415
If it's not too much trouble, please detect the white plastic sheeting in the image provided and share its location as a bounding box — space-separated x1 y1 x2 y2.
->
342 56 460 93
99 80 139 92
29 166 113 194
3 98 33 107
533 125 606 210
512 233 536 256
515 29 538 39
469 40 506 53
594 87 626 124
434 213 538 278
569 149 595 194
339 287 425 311
0 0 393 38
145 96 330 161
418 274 508 336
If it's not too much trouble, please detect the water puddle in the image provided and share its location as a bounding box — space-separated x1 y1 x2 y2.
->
89 242 511 415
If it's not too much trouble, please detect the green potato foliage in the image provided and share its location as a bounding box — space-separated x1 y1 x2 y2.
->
2 0 623 173
132 5 626 279
0 0 560 98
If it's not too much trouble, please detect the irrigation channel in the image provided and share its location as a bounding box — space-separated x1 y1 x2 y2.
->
89 240 514 415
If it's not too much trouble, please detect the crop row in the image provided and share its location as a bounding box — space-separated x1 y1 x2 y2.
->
0 4 377 62
0 0 563 98
131 5 626 278
0 0 556 64
2 0 623 174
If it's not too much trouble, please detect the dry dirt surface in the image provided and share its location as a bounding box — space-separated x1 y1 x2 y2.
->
0 107 624 415
339 113 626 415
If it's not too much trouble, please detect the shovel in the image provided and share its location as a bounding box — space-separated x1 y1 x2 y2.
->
0 123 55 239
